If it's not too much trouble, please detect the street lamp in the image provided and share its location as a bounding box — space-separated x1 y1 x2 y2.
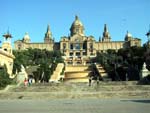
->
146 25 150 48
146 29 150 42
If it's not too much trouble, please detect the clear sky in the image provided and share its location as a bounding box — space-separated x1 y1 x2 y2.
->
0 0 150 47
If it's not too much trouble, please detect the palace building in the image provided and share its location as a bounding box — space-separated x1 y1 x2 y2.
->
14 16 141 65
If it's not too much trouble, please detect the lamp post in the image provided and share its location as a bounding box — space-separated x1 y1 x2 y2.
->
146 25 150 48
146 25 150 38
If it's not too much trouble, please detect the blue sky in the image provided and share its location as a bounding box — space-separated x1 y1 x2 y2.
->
0 0 150 47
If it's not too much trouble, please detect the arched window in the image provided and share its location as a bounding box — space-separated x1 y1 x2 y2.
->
18 44 21 50
89 43 93 49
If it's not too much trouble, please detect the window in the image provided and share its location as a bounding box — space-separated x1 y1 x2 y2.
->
89 43 93 49
76 52 80 56
83 52 86 56
70 52 73 56
18 44 21 50
63 43 66 49
70 44 73 49
75 43 80 49
90 50 93 52
77 61 81 64
83 42 87 49
76 28 79 33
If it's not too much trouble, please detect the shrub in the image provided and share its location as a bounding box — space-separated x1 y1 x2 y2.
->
138 74 150 85
0 65 12 88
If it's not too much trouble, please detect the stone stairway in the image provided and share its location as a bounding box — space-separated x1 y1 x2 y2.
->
96 64 108 80
49 63 64 82
64 65 90 82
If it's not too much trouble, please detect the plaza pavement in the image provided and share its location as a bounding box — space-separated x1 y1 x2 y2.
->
0 98 150 113
0 82 150 113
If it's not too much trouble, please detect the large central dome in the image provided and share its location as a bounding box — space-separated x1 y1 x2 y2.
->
70 15 84 36
72 15 83 26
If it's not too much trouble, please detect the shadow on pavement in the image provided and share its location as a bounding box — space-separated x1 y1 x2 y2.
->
121 99 150 104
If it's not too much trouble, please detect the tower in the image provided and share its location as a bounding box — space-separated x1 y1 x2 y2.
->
146 25 150 41
0 31 15 76
146 25 150 48
44 24 53 43
70 15 84 36
102 24 111 42
125 31 132 41
2 31 13 54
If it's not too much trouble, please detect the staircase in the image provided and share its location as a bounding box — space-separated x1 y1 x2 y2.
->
96 64 108 80
64 65 90 82
49 63 64 82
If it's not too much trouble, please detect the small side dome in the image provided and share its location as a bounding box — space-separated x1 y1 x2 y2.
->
23 32 30 40
23 32 30 43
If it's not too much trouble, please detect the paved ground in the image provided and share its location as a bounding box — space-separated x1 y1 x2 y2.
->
0 98 150 113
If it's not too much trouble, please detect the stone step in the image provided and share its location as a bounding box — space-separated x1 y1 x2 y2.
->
64 78 89 83
64 65 90 82
98 70 106 73
95 64 108 78
9 83 150 92
65 72 89 78
65 66 89 72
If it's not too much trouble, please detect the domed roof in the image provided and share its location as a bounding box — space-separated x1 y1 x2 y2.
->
70 15 85 36
23 32 30 40
71 15 83 27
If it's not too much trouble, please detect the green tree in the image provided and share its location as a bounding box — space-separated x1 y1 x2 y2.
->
0 65 12 88
13 49 64 83
92 46 145 81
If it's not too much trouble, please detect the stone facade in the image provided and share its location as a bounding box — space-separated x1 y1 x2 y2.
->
14 16 141 65
14 25 54 51
60 16 141 65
